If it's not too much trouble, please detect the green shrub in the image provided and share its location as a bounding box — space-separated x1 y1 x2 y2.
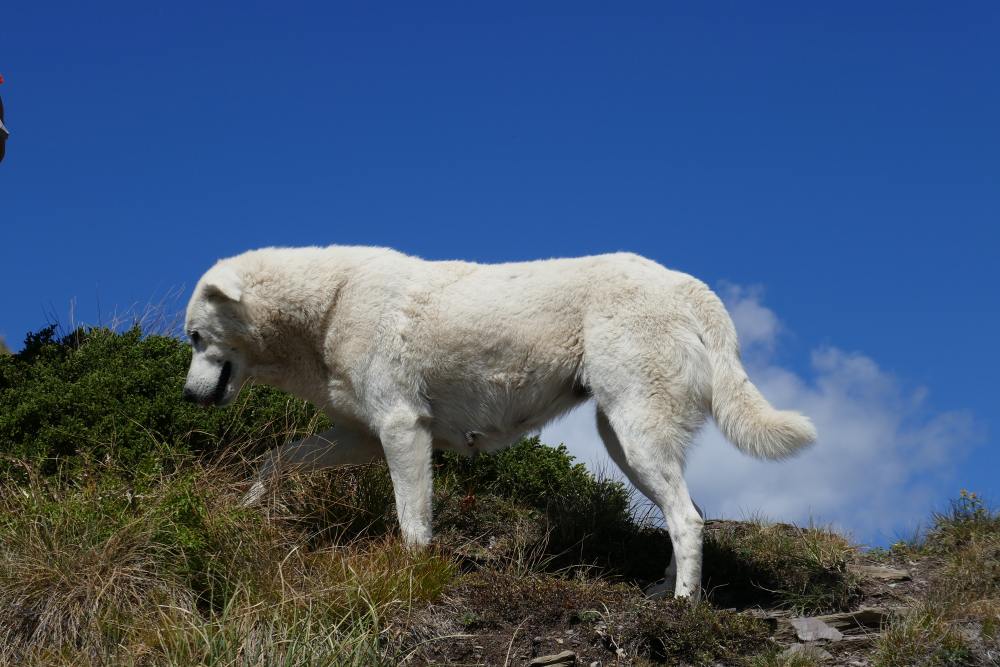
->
435 439 672 580
0 325 326 477
436 437 609 507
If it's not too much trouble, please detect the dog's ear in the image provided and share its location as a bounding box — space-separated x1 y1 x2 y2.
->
203 266 244 302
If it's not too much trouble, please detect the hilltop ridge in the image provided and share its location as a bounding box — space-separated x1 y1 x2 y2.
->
0 327 995 665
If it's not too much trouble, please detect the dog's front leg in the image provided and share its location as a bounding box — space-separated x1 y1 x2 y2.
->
242 422 383 506
378 407 434 547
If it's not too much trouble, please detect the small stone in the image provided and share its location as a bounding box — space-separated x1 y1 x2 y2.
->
790 616 844 642
532 636 543 644
589 662 602 667
528 650 577 666
555 637 564 644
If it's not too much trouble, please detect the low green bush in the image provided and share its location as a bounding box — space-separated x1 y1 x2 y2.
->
436 438 672 579
436 437 612 507
0 325 326 477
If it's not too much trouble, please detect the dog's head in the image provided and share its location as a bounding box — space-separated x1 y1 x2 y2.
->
183 264 252 407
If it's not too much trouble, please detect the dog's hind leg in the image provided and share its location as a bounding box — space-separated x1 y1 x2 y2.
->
242 421 383 506
596 409 704 597
595 405 705 599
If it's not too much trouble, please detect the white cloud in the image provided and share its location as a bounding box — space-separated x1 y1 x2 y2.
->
540 286 982 545
717 282 781 354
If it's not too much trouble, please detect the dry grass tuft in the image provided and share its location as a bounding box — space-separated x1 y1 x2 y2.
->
873 491 1000 666
0 456 457 666
746 646 823 667
872 602 975 667
702 518 861 613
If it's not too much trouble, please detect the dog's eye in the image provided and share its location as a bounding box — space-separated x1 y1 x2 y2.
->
189 331 201 345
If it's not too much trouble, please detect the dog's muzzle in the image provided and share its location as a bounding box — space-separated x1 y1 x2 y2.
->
183 361 232 407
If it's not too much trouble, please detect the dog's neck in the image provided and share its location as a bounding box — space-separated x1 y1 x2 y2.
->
230 245 413 413
241 256 350 407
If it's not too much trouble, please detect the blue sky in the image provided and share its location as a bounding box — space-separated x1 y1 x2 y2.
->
1 2 996 542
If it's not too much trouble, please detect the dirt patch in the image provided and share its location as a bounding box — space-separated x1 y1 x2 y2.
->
396 571 771 665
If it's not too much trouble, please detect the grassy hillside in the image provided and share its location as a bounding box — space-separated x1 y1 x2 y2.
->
0 327 996 665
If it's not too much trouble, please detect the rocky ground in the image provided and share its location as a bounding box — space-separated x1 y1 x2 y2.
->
396 516 999 666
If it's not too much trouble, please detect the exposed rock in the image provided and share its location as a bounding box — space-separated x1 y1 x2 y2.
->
776 606 892 641
849 564 911 581
528 650 576 666
813 607 892 634
789 616 844 642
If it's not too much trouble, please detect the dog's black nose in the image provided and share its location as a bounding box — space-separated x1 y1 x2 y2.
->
182 387 197 403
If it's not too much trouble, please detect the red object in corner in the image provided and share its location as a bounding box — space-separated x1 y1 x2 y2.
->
0 74 5 84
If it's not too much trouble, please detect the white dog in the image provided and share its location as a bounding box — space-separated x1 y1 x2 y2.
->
183 246 816 599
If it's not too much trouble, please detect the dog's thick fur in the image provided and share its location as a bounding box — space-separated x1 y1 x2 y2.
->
184 246 816 598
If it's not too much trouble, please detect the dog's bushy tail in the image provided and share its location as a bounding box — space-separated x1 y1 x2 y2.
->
685 281 817 460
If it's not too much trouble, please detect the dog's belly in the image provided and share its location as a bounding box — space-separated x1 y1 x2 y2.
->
427 376 588 455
